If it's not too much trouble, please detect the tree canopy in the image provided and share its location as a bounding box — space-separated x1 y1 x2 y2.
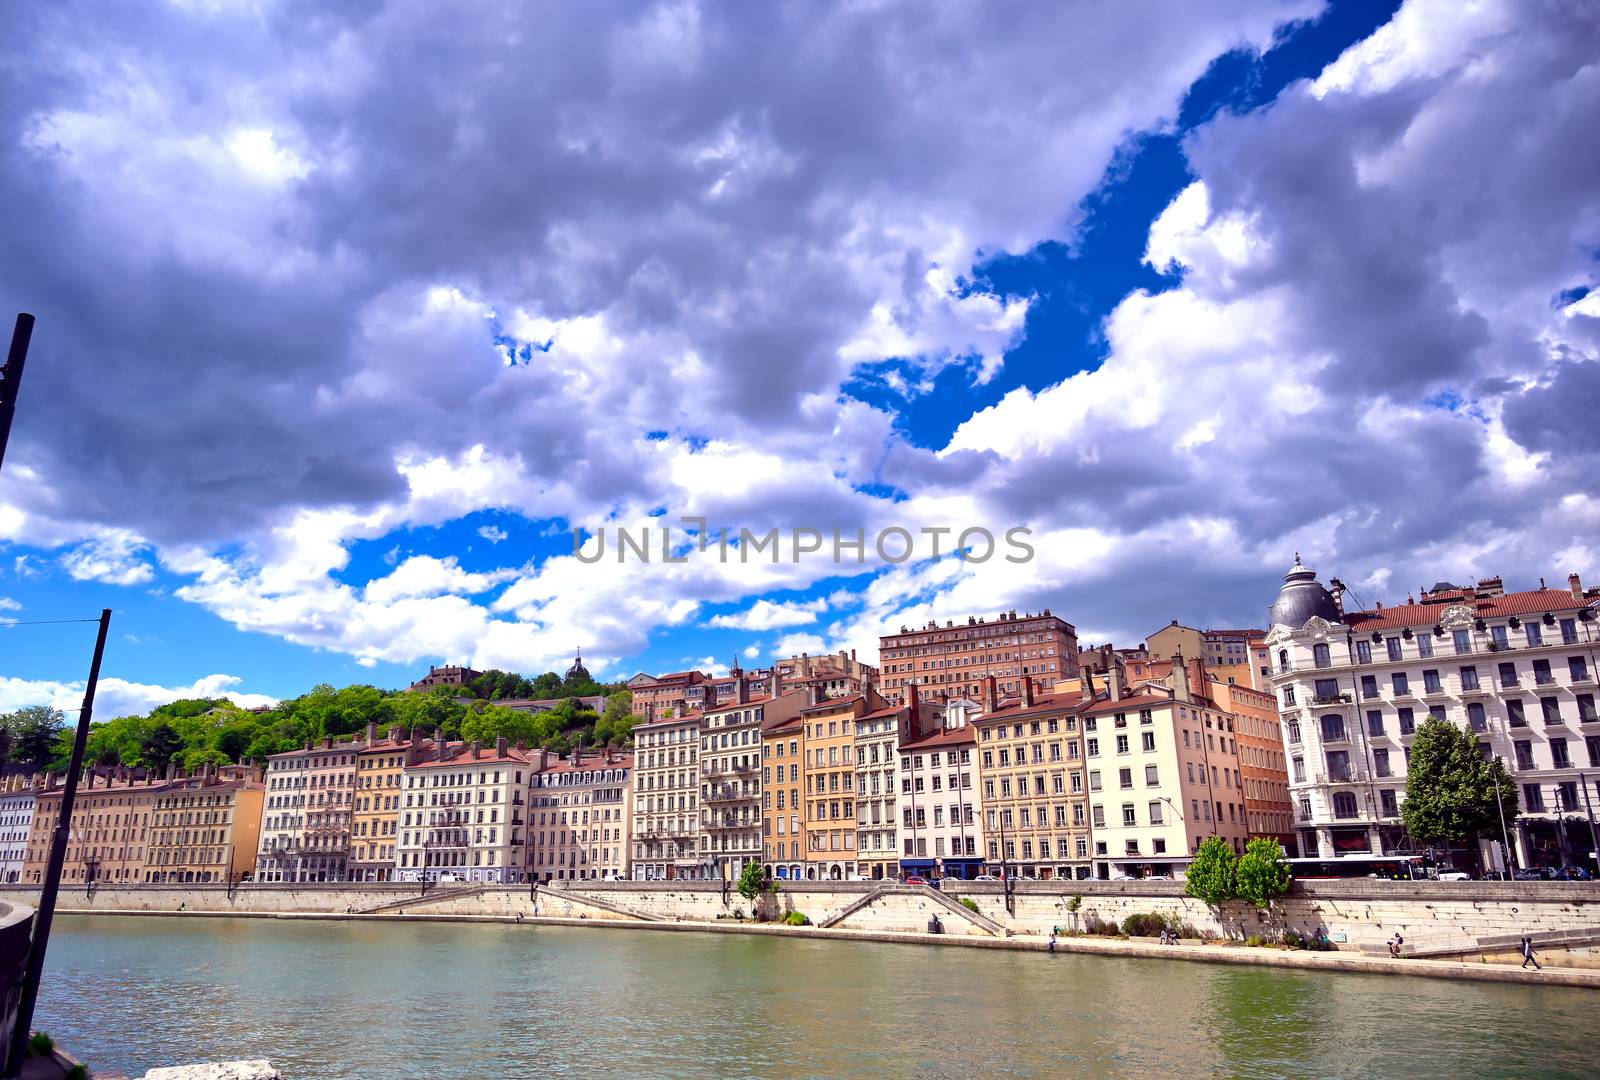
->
2 669 630 775
1184 836 1238 908
1402 717 1519 846
1235 837 1291 910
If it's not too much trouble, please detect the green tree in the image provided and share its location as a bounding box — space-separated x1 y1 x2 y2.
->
1403 717 1519 863
139 722 185 772
7 705 66 770
737 861 772 903
1235 837 1291 911
1184 836 1238 909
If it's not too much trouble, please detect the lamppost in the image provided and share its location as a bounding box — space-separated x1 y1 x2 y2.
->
83 853 100 899
1580 772 1600 877
1492 758 1516 877
998 812 1014 915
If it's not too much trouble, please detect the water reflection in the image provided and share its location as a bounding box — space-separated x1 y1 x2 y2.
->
35 917 1600 1079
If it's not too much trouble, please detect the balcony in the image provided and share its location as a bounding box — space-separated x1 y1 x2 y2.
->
1310 693 1351 706
1571 671 1595 686
1534 674 1558 686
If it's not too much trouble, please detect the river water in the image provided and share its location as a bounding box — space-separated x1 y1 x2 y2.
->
31 915 1600 1079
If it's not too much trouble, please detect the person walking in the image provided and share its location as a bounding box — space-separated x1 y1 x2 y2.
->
1048 931 1057 954
1521 936 1541 970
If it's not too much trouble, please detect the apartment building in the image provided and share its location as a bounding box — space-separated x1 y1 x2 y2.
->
631 708 704 880
627 670 709 718
701 675 808 880
398 738 538 883
854 699 911 880
880 609 1080 704
530 748 634 882
896 708 983 879
797 689 896 880
1090 660 1251 878
352 726 449 882
144 765 265 883
1210 676 1296 851
761 713 806 880
24 769 165 885
255 736 366 882
1267 561 1600 869
970 675 1093 880
0 775 39 884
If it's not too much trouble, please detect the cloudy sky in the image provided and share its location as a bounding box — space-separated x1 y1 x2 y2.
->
2 0 1597 716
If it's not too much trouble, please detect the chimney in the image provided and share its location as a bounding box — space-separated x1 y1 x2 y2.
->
771 669 784 700
736 671 749 705
1108 665 1125 702
367 722 377 746
1572 573 1584 600
165 762 177 781
322 736 332 749
516 740 528 752
496 736 508 758
471 740 482 759
1021 677 1035 707
437 738 448 762
808 682 822 707
981 675 997 715
1080 672 1096 704
1171 656 1191 702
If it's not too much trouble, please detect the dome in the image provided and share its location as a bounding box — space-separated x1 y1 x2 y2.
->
565 648 591 683
1268 555 1342 630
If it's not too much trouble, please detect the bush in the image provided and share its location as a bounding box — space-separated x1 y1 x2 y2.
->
66 1065 90 1080
960 897 980 913
1245 934 1267 947
1282 929 1304 950
782 910 810 926
27 1032 53 1058
1121 912 1170 937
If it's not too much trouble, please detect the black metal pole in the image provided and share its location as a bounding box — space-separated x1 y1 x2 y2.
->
6 608 111 1079
1580 773 1600 877
0 313 35 475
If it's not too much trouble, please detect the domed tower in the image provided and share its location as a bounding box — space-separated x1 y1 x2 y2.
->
1267 554 1342 630
565 647 591 683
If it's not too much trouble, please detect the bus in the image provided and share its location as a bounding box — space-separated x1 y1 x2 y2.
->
1285 855 1434 881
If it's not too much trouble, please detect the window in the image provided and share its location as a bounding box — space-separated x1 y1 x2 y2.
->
1320 715 1346 742
1292 757 1305 783
1141 732 1156 752
1416 634 1433 659
1397 708 1414 735
1460 666 1479 691
1145 765 1159 787
1514 741 1535 770
1283 687 1296 707
1313 643 1331 668
1392 673 1410 696
1286 719 1301 744
1367 711 1384 736
1570 657 1591 683
1452 628 1471 655
1356 640 1372 663
1580 695 1597 723
1373 749 1391 778
1148 801 1164 826
1533 659 1554 685
1526 623 1543 647
1116 735 1129 755
1552 738 1571 768
1499 662 1518 687
1523 784 1544 812
1314 678 1340 701
1423 669 1442 693
1380 789 1398 816
1121 804 1137 826
1091 806 1105 828
1466 702 1487 732
1119 768 1133 789
1508 699 1526 727
1298 797 1312 822
1561 618 1579 645
1326 750 1351 783
1332 792 1358 819
1587 736 1600 768
1541 697 1561 724
1385 637 1403 661
1428 705 1447 723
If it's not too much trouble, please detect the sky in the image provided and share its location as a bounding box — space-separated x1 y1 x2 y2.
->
2 0 1598 718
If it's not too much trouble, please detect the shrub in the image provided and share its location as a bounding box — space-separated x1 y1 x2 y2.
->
960 898 980 913
1121 912 1170 937
1282 929 1304 950
27 1033 53 1058
66 1065 91 1080
782 910 810 926
1245 934 1267 947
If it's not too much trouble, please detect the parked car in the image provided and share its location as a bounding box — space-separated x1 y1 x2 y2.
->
600 871 622 881
1512 868 1548 880
1437 869 1472 881
971 874 1001 882
437 872 463 883
904 875 930 885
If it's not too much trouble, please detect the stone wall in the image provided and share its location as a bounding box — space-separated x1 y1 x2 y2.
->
3 880 1595 954
0 900 34 1072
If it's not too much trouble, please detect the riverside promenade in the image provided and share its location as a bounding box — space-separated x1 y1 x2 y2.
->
8 879 1600 989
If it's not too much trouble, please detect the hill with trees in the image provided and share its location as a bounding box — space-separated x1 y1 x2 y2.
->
0 667 632 776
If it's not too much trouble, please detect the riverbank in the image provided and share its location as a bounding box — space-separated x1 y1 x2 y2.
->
35 904 1600 989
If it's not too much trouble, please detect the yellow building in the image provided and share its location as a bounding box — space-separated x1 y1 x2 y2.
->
23 768 167 886
145 765 265 883
798 688 893 879
351 725 448 882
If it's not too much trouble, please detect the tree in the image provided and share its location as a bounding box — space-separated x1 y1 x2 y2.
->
1235 837 1291 911
1403 717 1519 865
139 722 185 773
737 861 773 903
7 705 66 771
1184 836 1238 909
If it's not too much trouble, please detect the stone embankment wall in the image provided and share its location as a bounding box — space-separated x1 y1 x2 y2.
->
3 880 1595 954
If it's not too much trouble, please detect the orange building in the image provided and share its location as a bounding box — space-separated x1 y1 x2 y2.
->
1209 677 1297 852
797 687 894 879
761 713 806 879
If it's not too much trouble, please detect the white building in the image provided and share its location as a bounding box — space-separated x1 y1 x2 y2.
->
631 708 702 880
397 738 538 883
0 776 37 884
1266 560 1600 870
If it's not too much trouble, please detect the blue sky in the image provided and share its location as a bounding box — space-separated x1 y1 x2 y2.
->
2 0 1597 717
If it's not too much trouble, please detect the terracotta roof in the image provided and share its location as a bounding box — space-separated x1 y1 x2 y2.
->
763 715 806 734
802 693 865 713
1342 588 1588 632
1079 688 1173 718
978 689 1099 722
407 745 539 770
535 752 634 776
900 725 976 750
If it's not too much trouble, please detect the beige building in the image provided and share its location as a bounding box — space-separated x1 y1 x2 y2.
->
530 748 633 882
352 725 451 882
880 609 1079 704
399 738 539 883
24 768 166 886
1087 660 1250 879
701 674 808 880
631 709 703 880
895 705 983 880
855 697 915 880
144 765 265 883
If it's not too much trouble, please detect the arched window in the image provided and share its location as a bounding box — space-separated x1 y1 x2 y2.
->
1278 649 1289 671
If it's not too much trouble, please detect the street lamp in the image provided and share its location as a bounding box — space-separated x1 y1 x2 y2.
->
1492 758 1516 877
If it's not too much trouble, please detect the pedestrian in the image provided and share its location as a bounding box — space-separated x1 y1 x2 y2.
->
1521 936 1541 970
1048 931 1057 954
1388 933 1403 959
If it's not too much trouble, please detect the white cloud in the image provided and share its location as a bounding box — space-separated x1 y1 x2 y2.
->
0 673 278 718
477 525 509 544
706 598 827 631
59 531 156 586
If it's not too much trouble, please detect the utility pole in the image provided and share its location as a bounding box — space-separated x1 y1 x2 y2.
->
1580 773 1600 877
6 609 112 1080
0 313 36 474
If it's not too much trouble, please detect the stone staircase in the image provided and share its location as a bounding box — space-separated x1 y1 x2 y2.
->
544 885 666 923
817 883 1009 937
360 883 495 914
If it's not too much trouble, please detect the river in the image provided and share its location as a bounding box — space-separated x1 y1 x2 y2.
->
31 915 1600 1078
